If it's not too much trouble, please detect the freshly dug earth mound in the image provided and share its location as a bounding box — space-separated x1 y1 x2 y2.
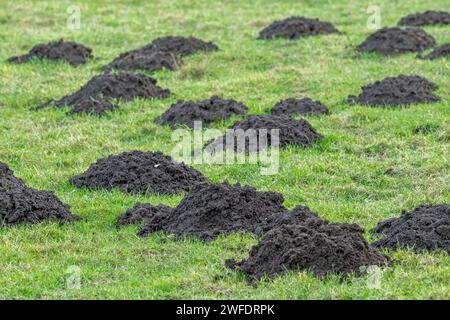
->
271 98 330 116
356 27 436 55
7 39 92 66
420 44 450 60
0 162 80 226
70 151 207 195
138 181 290 240
146 36 219 56
117 203 173 226
104 50 181 73
226 218 388 281
372 204 449 253
155 96 249 128
258 16 339 39
347 75 440 106
204 115 322 153
398 10 450 26
53 73 170 115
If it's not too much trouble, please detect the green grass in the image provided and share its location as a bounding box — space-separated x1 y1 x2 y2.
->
0 0 449 299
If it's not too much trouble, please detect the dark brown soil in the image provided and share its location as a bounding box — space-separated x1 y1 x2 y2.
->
53 73 170 115
372 204 449 254
204 115 322 153
0 162 80 226
70 151 207 195
258 16 339 39
347 75 441 107
104 50 181 73
419 44 450 60
271 98 330 116
356 27 436 55
138 181 290 240
117 203 173 226
155 96 248 128
7 39 92 66
226 217 388 281
145 36 218 56
398 10 450 26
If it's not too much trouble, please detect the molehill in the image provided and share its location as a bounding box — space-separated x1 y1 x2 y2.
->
258 16 339 39
398 10 450 26
271 98 330 116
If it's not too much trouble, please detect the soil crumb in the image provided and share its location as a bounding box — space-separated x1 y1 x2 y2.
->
7 39 92 67
347 75 440 107
258 16 339 39
104 50 181 73
419 44 450 60
155 96 249 128
117 203 173 226
138 181 292 240
372 204 449 254
398 11 450 26
53 73 170 115
271 98 330 116
356 27 436 55
226 217 388 281
0 162 80 226
70 151 207 195
204 115 322 153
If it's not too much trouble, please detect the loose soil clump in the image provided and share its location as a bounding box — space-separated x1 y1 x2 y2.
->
146 36 219 56
347 75 440 107
419 44 450 60
53 73 170 115
138 181 292 240
155 96 249 128
226 217 388 281
258 16 339 39
356 27 436 55
104 50 181 73
398 11 450 26
70 151 207 195
117 203 173 226
271 98 330 116
372 204 450 254
7 39 92 67
204 115 322 153
0 162 80 226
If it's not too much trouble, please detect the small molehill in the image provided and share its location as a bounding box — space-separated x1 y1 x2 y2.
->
226 217 388 281
138 181 291 240
348 75 440 107
372 204 449 254
104 50 181 73
258 16 339 39
0 162 80 226
204 115 322 153
53 73 170 115
419 44 450 60
70 151 207 195
398 10 450 26
356 27 436 55
271 98 330 116
117 203 173 226
142 36 218 57
155 96 248 128
7 39 92 67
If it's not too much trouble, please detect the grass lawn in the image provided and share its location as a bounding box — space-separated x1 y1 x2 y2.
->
0 0 448 299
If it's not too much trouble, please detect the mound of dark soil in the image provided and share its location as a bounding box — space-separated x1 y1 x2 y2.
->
145 36 219 56
104 50 181 73
0 162 80 226
70 151 207 195
372 204 450 253
226 218 388 281
398 10 450 26
356 27 436 55
204 115 322 153
420 43 450 60
138 181 291 240
53 73 170 115
7 39 92 66
347 75 440 106
155 96 249 128
117 203 173 226
271 98 330 116
258 16 339 39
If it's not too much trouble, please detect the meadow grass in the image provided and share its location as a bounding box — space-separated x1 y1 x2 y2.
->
0 0 448 299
